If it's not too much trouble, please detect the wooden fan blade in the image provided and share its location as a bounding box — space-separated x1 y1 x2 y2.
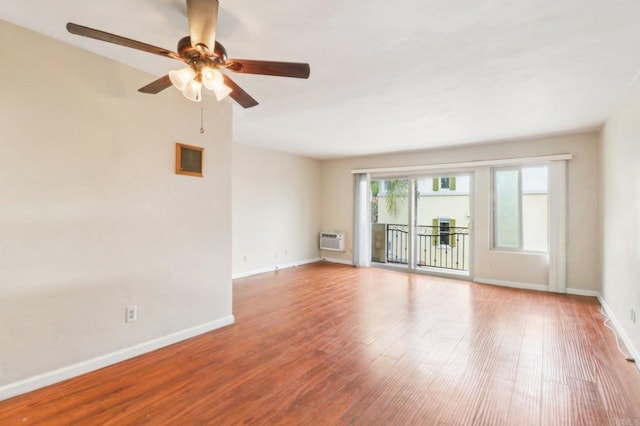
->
138 75 173 94
226 59 310 79
66 23 184 62
223 75 259 108
187 0 219 51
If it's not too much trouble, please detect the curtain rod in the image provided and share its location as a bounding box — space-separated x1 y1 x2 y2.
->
351 154 572 174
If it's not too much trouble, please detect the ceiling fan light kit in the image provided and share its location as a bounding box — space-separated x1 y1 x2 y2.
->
202 68 232 101
212 83 233 102
169 65 230 102
168 67 196 92
65 0 310 108
182 79 203 102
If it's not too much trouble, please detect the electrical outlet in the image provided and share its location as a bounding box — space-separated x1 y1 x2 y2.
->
126 305 138 323
632 307 637 325
243 256 247 263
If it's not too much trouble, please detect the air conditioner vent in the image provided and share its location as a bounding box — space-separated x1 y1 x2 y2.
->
320 231 345 251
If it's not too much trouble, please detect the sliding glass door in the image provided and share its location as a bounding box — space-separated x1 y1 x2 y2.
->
414 175 471 275
371 178 410 269
370 174 472 277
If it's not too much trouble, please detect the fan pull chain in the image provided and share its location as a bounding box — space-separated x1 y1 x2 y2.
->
200 107 205 134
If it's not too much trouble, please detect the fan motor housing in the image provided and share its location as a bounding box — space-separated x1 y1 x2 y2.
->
177 36 227 63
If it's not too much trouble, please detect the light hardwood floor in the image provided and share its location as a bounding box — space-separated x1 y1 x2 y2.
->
1 262 639 424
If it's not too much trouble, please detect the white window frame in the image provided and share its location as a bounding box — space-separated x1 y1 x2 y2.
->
355 154 569 293
491 165 548 253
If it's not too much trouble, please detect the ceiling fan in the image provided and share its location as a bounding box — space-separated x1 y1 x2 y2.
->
66 0 310 108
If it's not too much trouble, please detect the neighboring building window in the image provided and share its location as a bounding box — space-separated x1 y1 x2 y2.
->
432 176 457 191
432 218 456 247
493 165 548 252
439 219 450 245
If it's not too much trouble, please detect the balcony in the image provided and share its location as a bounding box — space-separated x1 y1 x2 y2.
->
372 224 470 272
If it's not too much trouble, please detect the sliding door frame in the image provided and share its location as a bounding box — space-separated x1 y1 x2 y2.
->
370 172 475 280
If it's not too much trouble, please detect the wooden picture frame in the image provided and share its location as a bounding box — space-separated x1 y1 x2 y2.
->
175 143 204 177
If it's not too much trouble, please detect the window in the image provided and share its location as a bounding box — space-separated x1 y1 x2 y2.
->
439 219 450 245
492 166 548 252
432 176 457 191
432 218 456 247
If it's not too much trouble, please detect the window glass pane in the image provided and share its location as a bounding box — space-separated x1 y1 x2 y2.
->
495 169 520 248
522 166 548 251
439 220 450 245
522 166 548 193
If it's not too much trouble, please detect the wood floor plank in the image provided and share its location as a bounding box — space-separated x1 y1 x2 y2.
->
541 380 573 426
1 262 639 425
507 351 543 425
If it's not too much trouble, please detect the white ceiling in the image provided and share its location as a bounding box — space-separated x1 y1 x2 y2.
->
2 1 640 159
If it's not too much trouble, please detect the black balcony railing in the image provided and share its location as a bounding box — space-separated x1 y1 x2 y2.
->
384 224 469 271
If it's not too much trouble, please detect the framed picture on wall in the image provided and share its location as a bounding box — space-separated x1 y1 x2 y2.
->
175 143 204 177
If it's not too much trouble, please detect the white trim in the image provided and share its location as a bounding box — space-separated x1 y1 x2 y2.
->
0 315 235 402
467 172 476 280
566 288 600 297
232 257 321 279
411 266 471 281
408 179 417 270
548 161 567 293
352 154 573 175
598 296 640 373
322 256 354 266
474 277 548 292
233 266 275 279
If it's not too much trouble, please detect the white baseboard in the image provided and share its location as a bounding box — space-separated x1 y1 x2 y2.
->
232 257 321 279
321 257 353 266
566 288 600 297
598 296 640 373
0 315 235 402
474 280 601 298
474 277 548 292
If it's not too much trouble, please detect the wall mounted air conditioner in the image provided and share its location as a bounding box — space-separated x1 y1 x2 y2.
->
319 231 345 252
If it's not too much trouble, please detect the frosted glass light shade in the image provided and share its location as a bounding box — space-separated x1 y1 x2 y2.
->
169 67 196 91
202 67 224 91
212 84 233 101
202 67 232 101
182 80 202 102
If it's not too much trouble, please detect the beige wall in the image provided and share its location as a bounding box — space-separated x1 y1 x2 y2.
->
232 143 321 277
0 21 233 390
320 133 600 290
601 78 640 358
